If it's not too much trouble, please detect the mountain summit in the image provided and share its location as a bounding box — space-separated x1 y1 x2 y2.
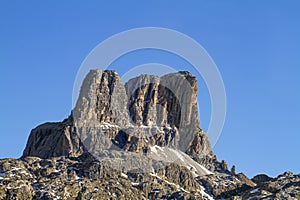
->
0 70 299 199
23 70 216 171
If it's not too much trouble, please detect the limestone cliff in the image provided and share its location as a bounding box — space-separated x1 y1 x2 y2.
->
23 70 213 163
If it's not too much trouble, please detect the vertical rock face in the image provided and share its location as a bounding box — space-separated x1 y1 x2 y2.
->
125 71 199 129
23 69 213 162
125 74 160 126
125 71 212 155
73 70 130 128
23 70 130 158
22 119 83 158
71 70 132 154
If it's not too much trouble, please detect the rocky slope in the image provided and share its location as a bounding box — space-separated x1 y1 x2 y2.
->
1 156 299 199
1 70 299 199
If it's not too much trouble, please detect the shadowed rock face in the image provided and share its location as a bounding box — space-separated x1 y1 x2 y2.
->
22 120 83 158
23 70 213 162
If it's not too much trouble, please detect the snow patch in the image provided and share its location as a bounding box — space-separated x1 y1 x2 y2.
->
199 186 214 200
121 173 128 179
131 182 139 186
75 175 83 180
149 145 213 176
99 122 120 129
11 167 22 171
250 188 260 193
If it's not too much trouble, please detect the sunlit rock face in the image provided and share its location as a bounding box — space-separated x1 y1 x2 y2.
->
23 69 213 160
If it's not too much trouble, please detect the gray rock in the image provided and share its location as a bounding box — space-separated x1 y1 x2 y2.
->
23 119 83 158
251 174 273 184
23 70 214 161
0 157 214 199
2 69 299 200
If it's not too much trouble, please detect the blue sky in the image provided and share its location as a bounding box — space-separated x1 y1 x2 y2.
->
0 1 299 178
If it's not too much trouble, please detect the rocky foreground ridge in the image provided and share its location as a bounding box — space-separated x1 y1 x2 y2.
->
0 70 299 199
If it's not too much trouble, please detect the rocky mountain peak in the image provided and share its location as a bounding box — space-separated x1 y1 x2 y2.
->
23 69 213 160
2 69 299 200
